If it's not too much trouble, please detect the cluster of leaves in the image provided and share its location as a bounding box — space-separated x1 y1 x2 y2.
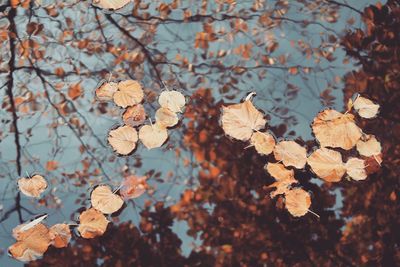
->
95 79 186 153
221 93 382 217
12 173 148 262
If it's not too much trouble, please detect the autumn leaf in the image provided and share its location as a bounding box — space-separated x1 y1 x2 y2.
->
138 123 168 149
90 185 124 214
221 95 267 141
9 223 52 262
312 109 362 150
77 208 109 239
46 160 59 171
68 83 82 100
250 131 275 155
307 147 346 182
122 104 147 127
345 157 367 181
356 134 382 157
107 125 138 155
49 224 71 248
273 140 307 169
155 107 179 128
353 96 379 118
95 82 118 102
120 175 148 200
91 0 132 10
265 163 297 198
18 175 48 198
158 90 186 113
113 80 144 108
284 188 311 217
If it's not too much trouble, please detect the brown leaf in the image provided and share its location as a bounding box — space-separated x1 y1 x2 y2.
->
91 185 124 214
307 147 346 182
95 82 118 101
158 90 186 113
353 96 379 118
250 131 275 155
113 80 144 108
221 98 267 141
49 224 71 248
77 208 109 239
356 135 381 157
345 157 367 181
122 104 146 127
68 83 82 100
108 125 138 155
312 109 362 150
284 188 311 217
9 223 52 262
138 123 168 149
120 175 148 200
155 107 179 128
273 140 307 169
18 175 48 198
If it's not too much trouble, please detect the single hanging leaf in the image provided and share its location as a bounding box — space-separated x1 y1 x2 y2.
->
155 107 179 128
77 208 109 239
91 185 124 214
92 0 132 10
250 131 275 155
139 123 168 149
312 109 362 150
107 125 138 155
158 90 186 113
284 188 311 217
356 135 382 157
95 82 118 101
18 175 47 198
265 163 297 198
353 96 379 119
9 223 52 262
307 147 346 182
122 104 146 127
273 140 307 169
49 224 71 248
113 80 144 108
345 157 367 181
120 175 148 200
221 99 267 141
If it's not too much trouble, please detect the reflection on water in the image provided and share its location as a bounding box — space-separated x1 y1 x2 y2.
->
0 0 398 266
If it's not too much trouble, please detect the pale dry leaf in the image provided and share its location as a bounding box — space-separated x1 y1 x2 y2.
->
95 82 118 101
91 185 124 214
221 100 267 141
122 104 146 127
356 135 381 157
92 0 132 10
9 223 52 262
139 123 168 149
250 131 275 155
273 140 307 169
49 224 71 248
13 214 48 240
77 208 109 239
307 147 346 182
158 90 186 113
18 175 47 198
284 188 311 217
120 175 148 200
155 107 179 128
312 109 362 150
113 80 144 108
108 125 138 155
345 157 367 181
353 96 379 119
265 163 297 198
